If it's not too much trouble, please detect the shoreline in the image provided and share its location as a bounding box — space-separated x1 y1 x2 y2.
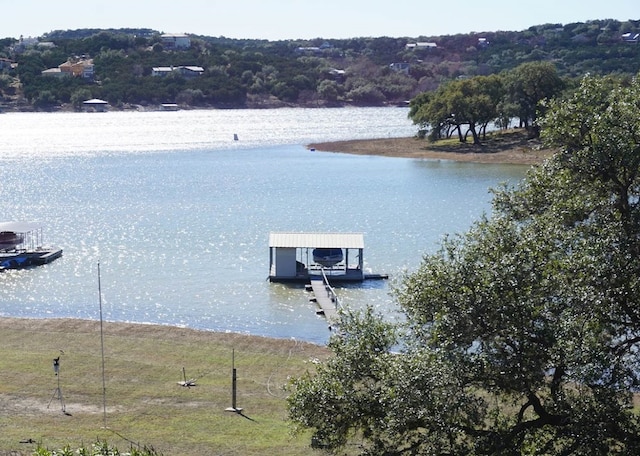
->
308 134 553 166
0 315 322 345
0 315 329 455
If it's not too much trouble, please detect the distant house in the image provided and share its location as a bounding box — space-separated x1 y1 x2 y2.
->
41 68 68 78
152 65 204 78
161 33 191 50
406 42 437 50
59 59 94 79
37 41 56 49
389 62 410 74
178 66 205 78
295 42 333 56
0 57 15 71
325 68 345 82
622 32 640 43
477 38 489 48
43 58 94 80
152 66 174 77
295 46 322 56
12 36 42 54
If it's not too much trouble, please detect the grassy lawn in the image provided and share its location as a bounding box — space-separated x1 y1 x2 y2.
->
0 318 331 456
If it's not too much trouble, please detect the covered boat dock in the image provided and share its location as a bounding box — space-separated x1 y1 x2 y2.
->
268 232 386 283
0 221 63 270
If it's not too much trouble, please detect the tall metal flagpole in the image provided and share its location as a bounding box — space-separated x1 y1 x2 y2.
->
98 262 107 427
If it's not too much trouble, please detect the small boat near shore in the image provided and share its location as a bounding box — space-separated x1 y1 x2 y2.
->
0 221 63 270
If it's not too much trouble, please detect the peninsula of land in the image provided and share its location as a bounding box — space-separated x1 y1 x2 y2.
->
308 129 553 166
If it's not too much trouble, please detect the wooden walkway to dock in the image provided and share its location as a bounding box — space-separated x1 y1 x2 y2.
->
308 273 340 325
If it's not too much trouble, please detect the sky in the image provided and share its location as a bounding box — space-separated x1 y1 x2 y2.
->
3 0 639 41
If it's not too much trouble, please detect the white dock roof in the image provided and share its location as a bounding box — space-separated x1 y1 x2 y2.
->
269 232 364 249
0 221 43 233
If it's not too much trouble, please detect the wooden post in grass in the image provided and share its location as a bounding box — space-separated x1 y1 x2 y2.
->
225 348 243 413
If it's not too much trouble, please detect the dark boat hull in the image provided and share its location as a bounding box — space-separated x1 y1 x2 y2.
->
312 248 343 267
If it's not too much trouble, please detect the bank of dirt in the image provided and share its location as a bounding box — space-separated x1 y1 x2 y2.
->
309 129 553 166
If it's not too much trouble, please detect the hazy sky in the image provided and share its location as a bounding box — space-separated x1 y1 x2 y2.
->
5 0 638 40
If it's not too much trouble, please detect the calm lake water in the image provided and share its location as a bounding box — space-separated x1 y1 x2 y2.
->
0 108 527 344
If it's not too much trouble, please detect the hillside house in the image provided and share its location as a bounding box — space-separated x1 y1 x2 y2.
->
152 66 204 78
41 68 67 78
161 33 191 49
42 58 94 80
389 62 410 74
0 58 14 71
406 42 437 50
327 68 345 81
59 59 94 79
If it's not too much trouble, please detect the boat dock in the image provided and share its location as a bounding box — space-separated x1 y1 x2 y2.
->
268 232 388 283
0 221 63 270
0 248 63 270
307 271 340 326
268 232 388 329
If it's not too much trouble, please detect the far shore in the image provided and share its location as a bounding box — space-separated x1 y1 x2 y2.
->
308 132 554 166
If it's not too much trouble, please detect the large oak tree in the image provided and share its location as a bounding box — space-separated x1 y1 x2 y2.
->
288 74 640 455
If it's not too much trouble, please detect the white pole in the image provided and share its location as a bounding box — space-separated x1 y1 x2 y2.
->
98 262 107 427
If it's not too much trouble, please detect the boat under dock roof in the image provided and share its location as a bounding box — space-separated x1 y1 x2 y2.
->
268 232 386 283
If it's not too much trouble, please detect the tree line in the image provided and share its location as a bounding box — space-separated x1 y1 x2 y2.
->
408 61 565 143
0 18 639 110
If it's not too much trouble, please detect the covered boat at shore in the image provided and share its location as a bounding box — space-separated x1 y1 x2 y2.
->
312 248 343 267
268 232 387 283
0 221 63 270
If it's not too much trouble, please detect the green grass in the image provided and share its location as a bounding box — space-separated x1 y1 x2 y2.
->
0 318 330 455
428 128 539 152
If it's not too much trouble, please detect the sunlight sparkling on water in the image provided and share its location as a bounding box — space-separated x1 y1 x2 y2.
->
0 107 416 158
0 108 526 344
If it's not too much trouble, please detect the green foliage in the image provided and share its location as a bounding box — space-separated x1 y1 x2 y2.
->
503 61 564 131
287 308 400 452
408 62 563 143
288 73 640 454
70 87 93 109
33 440 162 456
6 19 640 110
316 79 341 102
408 73 505 143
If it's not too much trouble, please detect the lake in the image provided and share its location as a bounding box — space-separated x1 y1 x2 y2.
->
0 107 527 344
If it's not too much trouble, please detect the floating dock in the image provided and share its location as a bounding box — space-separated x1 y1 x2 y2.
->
0 248 63 270
0 221 63 270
